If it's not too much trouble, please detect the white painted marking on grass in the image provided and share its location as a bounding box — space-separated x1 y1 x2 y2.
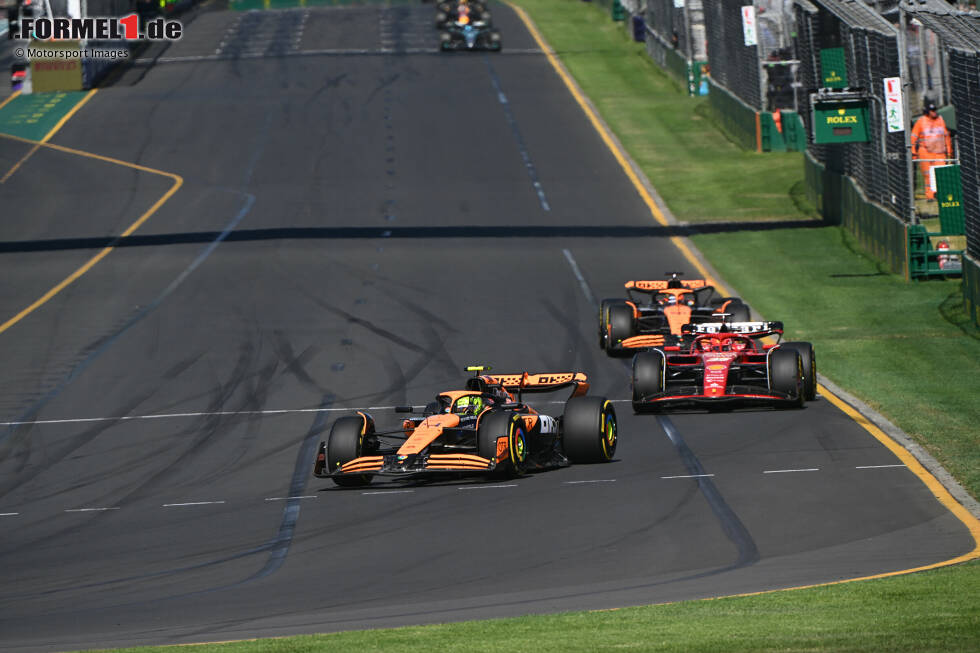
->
162 501 226 507
264 496 317 501
661 474 715 479
64 507 120 513
564 479 616 484
458 484 518 491
855 464 907 469
562 249 597 308
362 490 415 495
763 468 820 474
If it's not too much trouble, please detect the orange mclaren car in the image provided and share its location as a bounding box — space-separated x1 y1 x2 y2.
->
313 367 617 487
599 272 751 356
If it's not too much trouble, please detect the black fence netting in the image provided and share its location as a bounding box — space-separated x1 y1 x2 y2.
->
704 0 763 110
950 46 980 259
795 0 910 222
646 0 690 55
645 0 691 84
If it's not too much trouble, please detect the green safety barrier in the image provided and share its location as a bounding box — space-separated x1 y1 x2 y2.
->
707 78 757 151
757 111 806 152
611 0 624 21
805 151 908 277
907 224 965 279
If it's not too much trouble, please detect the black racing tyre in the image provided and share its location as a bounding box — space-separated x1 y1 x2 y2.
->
562 396 617 463
632 351 664 412
435 12 446 26
477 410 527 477
725 299 750 323
598 298 623 348
780 342 816 401
606 303 635 352
768 349 804 408
326 415 375 487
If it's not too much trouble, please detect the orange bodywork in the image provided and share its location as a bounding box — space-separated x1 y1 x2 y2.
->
397 413 460 455
424 453 492 470
521 415 539 432
663 303 692 334
626 279 706 291
621 334 666 349
495 436 509 462
340 455 384 473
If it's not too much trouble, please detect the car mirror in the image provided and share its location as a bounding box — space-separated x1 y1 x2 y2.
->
394 406 415 413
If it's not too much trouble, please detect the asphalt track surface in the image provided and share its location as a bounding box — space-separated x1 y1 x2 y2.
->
0 4 974 650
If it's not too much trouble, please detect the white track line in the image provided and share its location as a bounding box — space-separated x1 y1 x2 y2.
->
855 464 907 469
362 490 415 495
2 401 590 428
562 248 597 308
0 405 416 427
264 496 317 501
458 484 518 491
564 479 616 484
661 474 715 479
1 512 19 517
763 468 820 474
162 501 226 507
64 507 119 513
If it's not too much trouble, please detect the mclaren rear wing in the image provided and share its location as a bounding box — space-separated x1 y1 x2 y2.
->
625 279 708 292
488 372 590 399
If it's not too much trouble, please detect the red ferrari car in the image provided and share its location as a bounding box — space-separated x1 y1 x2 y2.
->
630 321 816 412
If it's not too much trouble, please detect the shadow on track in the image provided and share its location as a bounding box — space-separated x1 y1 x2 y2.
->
0 220 826 254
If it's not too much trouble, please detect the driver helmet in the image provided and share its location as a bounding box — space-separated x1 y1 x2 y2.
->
453 395 484 416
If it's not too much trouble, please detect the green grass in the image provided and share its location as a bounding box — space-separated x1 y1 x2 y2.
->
88 561 980 652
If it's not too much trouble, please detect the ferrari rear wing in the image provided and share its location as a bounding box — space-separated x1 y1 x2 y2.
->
488 372 590 399
682 321 784 338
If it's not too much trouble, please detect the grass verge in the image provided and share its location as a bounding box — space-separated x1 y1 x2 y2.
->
88 560 980 652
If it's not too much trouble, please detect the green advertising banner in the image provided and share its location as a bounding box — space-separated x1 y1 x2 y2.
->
820 48 848 89
812 101 869 144
933 165 965 235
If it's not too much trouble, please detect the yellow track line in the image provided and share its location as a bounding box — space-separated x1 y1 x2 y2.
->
0 132 184 336
508 0 980 585
0 89 98 184
0 90 22 112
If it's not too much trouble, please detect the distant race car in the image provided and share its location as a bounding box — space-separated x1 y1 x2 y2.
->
439 18 501 51
630 320 817 412
435 0 490 28
599 273 750 355
313 367 617 486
